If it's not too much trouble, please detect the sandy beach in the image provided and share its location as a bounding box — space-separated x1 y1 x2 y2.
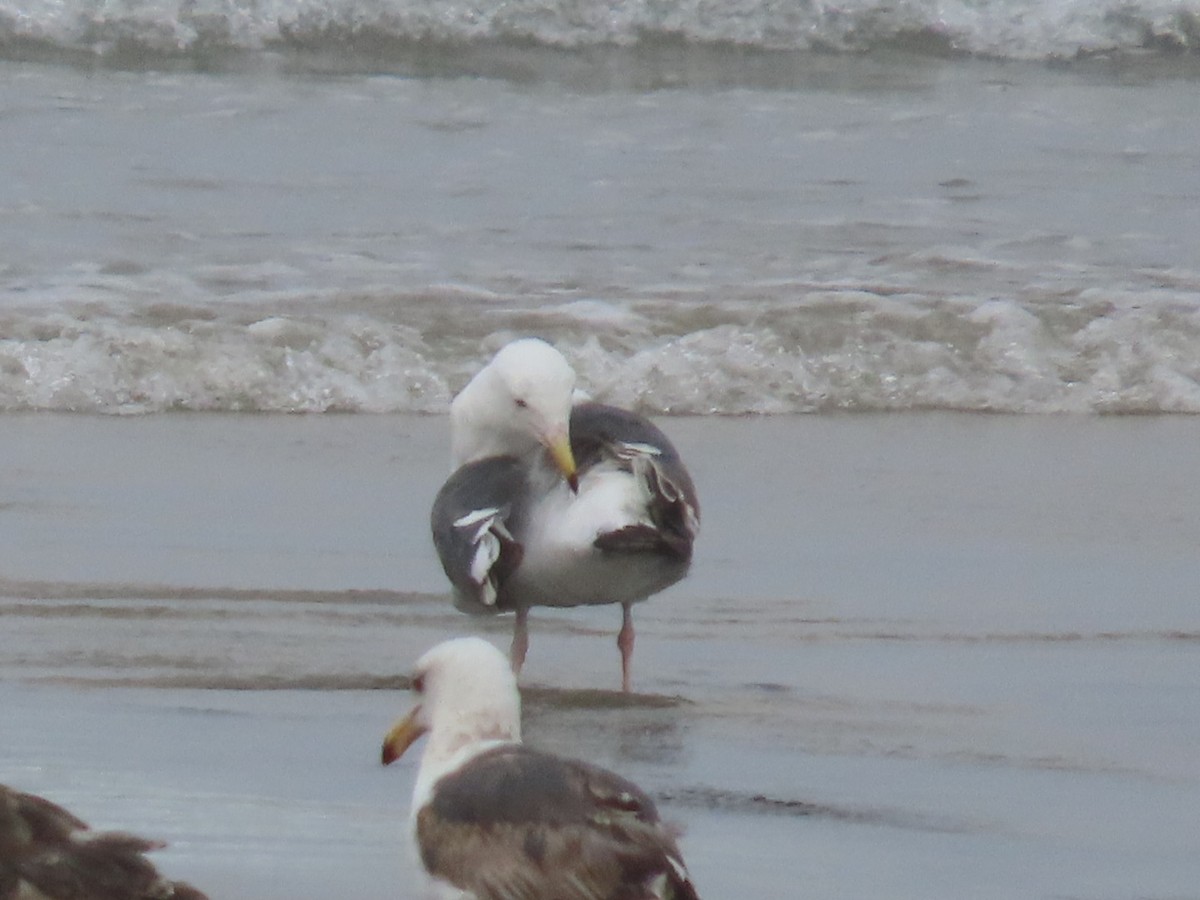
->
4 0 1200 893
2 412 1198 898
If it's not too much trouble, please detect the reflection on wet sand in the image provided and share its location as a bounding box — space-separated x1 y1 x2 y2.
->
3 414 1200 899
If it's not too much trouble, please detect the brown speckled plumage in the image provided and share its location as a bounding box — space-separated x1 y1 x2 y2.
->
382 638 703 900
416 745 699 900
0 784 207 900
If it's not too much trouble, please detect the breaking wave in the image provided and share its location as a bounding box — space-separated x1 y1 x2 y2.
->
2 282 1200 414
2 0 1198 68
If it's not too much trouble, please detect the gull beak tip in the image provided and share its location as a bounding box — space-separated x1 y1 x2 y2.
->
381 708 425 767
546 432 579 494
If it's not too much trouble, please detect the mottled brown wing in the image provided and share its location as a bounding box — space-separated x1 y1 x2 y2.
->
416 746 699 900
0 784 209 900
2 785 90 847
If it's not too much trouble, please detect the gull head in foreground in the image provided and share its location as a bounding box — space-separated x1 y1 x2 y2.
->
381 637 701 900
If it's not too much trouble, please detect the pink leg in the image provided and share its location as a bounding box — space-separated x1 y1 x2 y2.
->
510 607 529 675
617 602 635 693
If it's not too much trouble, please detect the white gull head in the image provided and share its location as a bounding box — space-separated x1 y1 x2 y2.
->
449 339 578 483
381 637 522 811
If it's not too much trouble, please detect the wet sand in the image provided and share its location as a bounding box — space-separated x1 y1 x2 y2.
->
2 412 1199 898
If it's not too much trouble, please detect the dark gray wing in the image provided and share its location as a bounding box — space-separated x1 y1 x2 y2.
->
0 783 209 900
430 456 530 615
571 403 700 561
417 745 700 900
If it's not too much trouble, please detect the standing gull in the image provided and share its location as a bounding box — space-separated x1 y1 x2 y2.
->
381 637 701 900
431 338 700 691
0 783 207 900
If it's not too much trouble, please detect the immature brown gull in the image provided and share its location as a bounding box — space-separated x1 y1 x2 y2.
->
0 783 207 900
381 637 701 900
431 338 700 692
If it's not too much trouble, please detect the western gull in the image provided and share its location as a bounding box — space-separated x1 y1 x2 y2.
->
0 782 207 900
380 637 701 900
431 338 700 691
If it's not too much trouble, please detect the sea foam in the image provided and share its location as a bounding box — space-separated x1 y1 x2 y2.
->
3 284 1199 414
1 0 1197 64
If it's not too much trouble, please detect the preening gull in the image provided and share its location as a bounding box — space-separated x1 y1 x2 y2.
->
380 637 701 900
0 783 207 900
431 338 700 691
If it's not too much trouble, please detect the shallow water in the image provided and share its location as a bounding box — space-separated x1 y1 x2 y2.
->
3 46 1199 414
2 414 1198 898
4 6 1200 891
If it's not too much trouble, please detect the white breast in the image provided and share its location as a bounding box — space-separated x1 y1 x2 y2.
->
512 464 671 607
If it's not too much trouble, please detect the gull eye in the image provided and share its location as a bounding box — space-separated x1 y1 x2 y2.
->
514 398 529 409
411 673 425 693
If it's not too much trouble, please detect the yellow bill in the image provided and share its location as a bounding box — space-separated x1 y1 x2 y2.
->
381 707 426 766
544 430 579 493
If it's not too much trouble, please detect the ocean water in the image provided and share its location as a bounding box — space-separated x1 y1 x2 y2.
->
2 0 1199 415
2 3 1200 898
